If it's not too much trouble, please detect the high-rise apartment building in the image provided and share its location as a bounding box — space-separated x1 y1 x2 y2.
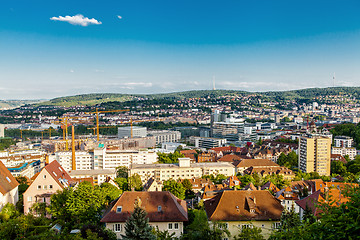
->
0 124 4 138
298 134 331 176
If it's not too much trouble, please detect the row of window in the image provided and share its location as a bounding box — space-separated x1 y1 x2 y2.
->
112 223 180 232
37 185 53 190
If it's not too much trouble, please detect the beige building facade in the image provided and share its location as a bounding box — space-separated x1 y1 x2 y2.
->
299 134 331 176
130 158 235 183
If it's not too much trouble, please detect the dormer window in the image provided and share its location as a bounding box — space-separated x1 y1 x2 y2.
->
250 209 255 213
158 206 162 212
116 206 122 213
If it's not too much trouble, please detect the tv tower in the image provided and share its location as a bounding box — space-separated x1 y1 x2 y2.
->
212 76 216 90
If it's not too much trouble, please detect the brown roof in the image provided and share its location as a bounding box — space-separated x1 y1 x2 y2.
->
45 161 74 189
234 158 279 168
331 154 347 164
101 191 188 223
204 190 283 221
0 161 19 195
217 154 241 162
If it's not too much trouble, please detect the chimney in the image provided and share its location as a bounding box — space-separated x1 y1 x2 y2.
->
253 196 256 204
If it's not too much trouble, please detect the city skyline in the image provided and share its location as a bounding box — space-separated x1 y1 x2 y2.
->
1 0 360 99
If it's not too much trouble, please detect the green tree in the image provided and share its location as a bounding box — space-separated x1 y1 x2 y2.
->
116 166 129 178
331 160 347 176
0 203 19 222
49 182 107 228
129 174 143 191
157 152 185 164
238 174 255 188
100 182 122 204
115 177 129 191
163 179 185 199
278 206 301 232
153 227 176 240
234 225 265 240
122 203 156 240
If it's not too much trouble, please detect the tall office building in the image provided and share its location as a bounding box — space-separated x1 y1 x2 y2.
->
0 124 4 138
298 134 331 176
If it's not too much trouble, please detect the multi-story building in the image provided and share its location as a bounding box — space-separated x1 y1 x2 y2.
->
147 130 181 145
118 126 147 139
331 147 357 160
334 136 353 148
130 158 235 183
23 160 75 214
101 191 188 239
298 134 331 176
50 148 157 172
204 190 283 239
192 137 227 149
68 169 116 185
0 124 4 138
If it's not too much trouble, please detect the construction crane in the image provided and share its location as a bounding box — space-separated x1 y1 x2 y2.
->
120 117 162 138
85 108 129 141
87 125 117 136
53 116 85 151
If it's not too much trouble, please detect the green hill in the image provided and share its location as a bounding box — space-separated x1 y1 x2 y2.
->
33 87 360 107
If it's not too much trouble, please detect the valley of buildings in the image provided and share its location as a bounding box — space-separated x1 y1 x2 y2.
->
0 93 359 239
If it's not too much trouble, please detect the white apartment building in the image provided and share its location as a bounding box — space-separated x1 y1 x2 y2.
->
334 136 353 148
331 147 357 160
50 148 158 172
118 126 147 139
130 158 235 183
50 151 94 172
147 130 181 145
192 137 227 149
69 169 116 185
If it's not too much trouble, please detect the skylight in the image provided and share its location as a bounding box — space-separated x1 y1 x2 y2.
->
6 177 11 183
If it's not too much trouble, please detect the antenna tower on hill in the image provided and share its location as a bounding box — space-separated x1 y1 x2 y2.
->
213 76 216 90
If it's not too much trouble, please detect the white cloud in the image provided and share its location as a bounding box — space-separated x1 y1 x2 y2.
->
50 14 102 26
70 69 74 73
117 15 122 19
123 82 153 87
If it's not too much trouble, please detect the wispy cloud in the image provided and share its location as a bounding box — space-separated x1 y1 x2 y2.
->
50 14 102 26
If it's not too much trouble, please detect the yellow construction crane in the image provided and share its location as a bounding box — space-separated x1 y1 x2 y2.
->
53 116 85 151
120 117 161 138
85 108 129 141
87 125 117 136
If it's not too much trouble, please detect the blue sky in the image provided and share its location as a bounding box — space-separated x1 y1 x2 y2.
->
1 0 360 99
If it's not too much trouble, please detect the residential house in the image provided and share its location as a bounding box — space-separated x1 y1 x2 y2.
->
204 190 283 239
0 161 19 210
23 160 75 214
234 158 280 175
143 178 162 191
101 191 188 239
243 166 295 180
275 186 300 211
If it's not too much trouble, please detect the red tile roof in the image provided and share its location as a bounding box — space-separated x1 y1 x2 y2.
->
217 154 241 162
45 160 74 189
204 190 283 221
234 158 279 168
101 191 188 223
0 161 19 195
